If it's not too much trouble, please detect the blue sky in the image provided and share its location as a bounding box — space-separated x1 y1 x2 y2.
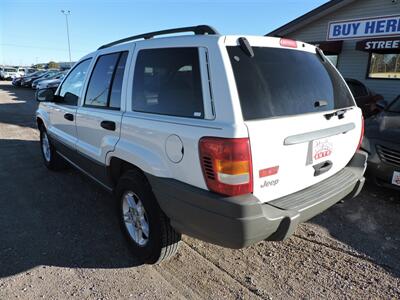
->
1 0 327 66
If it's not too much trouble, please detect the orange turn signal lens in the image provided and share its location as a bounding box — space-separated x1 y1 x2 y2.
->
215 160 250 175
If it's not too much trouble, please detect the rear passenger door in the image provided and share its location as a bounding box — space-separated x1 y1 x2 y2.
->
75 49 130 179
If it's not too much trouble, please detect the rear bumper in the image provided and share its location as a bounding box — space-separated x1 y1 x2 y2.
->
147 151 367 249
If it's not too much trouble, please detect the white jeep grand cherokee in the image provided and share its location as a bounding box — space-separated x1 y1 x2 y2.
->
35 25 367 264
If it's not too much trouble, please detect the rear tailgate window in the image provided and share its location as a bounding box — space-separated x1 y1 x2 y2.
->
227 46 354 120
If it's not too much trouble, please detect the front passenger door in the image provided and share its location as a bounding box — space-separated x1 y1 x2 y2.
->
47 59 92 153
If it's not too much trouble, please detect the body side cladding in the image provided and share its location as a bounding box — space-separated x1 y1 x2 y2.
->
48 133 114 191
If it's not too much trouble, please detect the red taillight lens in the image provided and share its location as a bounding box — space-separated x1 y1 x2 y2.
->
280 38 298 48
357 115 364 150
199 137 253 196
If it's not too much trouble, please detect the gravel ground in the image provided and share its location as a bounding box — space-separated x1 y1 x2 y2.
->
0 81 399 299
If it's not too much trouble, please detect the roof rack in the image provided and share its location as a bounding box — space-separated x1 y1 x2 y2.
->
97 25 219 50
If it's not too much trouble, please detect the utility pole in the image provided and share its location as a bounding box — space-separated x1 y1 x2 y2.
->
61 10 72 67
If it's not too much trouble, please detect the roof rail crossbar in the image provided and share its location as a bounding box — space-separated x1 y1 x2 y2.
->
98 25 219 50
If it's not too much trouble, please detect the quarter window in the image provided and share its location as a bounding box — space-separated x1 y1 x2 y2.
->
59 58 92 105
132 48 204 119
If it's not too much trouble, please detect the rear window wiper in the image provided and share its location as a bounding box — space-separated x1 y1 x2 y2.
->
324 107 353 120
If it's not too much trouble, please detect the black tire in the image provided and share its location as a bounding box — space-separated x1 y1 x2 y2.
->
39 126 66 170
115 169 181 264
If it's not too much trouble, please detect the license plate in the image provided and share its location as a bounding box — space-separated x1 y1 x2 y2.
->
392 171 400 186
313 138 333 161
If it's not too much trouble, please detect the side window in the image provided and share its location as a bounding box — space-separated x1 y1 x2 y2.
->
84 51 128 109
132 47 204 119
59 59 92 105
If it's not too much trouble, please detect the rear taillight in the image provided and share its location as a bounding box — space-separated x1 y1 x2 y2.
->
199 137 253 196
357 115 364 150
280 38 298 48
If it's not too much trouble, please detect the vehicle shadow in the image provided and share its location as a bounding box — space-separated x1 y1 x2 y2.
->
308 182 400 277
1 82 399 280
0 139 141 278
0 82 39 129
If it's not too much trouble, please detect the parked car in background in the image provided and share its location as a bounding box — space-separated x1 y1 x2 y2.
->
36 73 65 90
17 67 36 77
14 69 47 87
32 71 63 89
21 70 49 87
362 95 400 190
345 78 384 118
12 77 22 86
0 67 18 80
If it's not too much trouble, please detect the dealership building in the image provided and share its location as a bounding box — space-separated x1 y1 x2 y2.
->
268 0 400 102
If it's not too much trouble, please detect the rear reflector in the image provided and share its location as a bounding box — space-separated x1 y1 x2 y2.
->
259 166 279 178
280 38 298 48
199 137 253 196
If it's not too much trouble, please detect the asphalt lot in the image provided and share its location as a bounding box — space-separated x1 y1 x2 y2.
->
0 81 399 299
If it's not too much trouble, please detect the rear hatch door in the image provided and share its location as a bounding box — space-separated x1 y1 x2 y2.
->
226 39 363 203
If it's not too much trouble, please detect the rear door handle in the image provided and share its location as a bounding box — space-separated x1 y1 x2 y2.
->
64 113 74 121
100 120 116 131
313 160 333 176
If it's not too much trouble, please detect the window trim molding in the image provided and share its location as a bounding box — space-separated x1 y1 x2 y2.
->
199 47 215 120
366 52 400 81
81 104 121 111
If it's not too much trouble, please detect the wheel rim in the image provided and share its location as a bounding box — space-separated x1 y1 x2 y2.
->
41 132 51 162
122 191 150 247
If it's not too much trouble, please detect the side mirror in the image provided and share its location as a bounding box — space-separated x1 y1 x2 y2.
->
376 99 388 110
36 88 55 102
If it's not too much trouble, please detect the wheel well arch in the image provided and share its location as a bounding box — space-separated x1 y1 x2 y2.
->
36 117 44 129
108 156 146 186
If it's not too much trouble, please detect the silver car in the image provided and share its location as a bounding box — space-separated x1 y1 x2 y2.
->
36 74 65 90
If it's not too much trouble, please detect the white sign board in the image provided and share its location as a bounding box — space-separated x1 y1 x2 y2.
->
327 15 400 41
